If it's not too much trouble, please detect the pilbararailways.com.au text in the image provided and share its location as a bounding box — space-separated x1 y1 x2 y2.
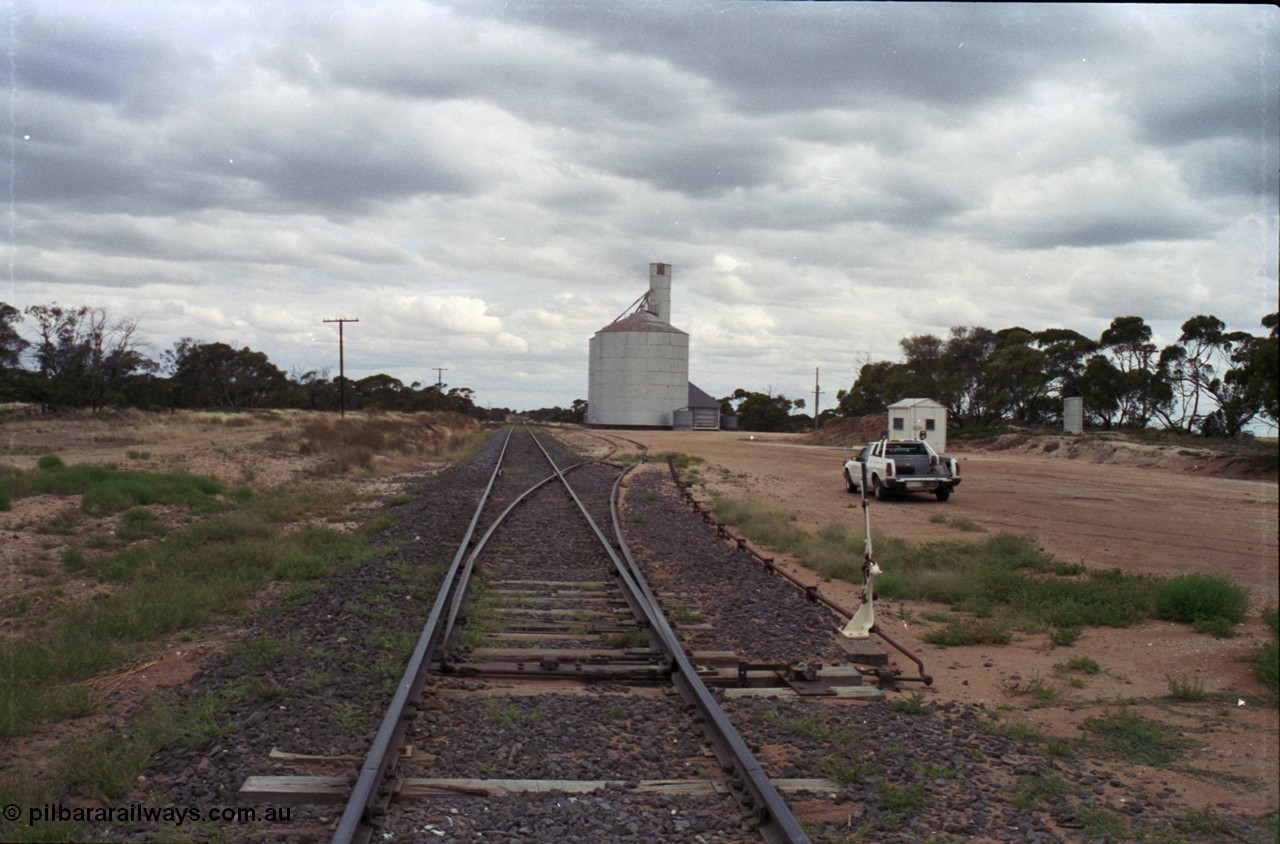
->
11 802 293 827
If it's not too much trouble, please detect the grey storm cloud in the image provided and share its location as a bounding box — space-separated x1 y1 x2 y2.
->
3 1 1276 413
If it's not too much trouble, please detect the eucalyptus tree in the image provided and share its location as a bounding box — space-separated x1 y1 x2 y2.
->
23 304 155 411
938 326 998 424
1032 327 1098 417
165 339 292 408
837 360 929 418
0 303 27 400
984 337 1052 424
353 373 414 410
727 388 803 432
1070 354 1127 428
1158 315 1236 433
1098 316 1171 429
1241 313 1279 426
0 302 25 368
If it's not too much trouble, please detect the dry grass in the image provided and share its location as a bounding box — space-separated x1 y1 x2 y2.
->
292 411 483 475
0 407 492 841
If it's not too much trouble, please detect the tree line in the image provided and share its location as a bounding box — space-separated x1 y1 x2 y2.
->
7 302 1273 437
834 313 1277 438
0 302 502 419
705 312 1277 436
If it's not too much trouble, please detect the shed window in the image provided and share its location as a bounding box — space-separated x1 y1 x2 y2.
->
892 418 904 430
925 418 936 430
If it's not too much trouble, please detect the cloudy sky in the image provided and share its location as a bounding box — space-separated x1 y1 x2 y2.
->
4 1 1277 412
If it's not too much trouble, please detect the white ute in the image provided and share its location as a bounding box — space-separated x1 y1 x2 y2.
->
843 438 961 502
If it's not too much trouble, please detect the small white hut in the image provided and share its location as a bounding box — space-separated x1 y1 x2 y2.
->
887 398 948 453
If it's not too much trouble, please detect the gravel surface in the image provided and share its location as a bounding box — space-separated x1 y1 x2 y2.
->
408 685 710 780
390 790 755 843
85 430 1275 843
622 466 854 667
381 431 767 841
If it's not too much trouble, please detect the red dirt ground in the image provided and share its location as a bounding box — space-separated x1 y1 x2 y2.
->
612 428 1279 821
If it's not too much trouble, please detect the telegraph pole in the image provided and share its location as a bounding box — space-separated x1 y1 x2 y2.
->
323 318 359 417
813 366 822 432
431 367 449 411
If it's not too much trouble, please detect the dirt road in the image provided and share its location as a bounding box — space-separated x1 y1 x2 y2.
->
605 428 1279 820
620 430 1278 607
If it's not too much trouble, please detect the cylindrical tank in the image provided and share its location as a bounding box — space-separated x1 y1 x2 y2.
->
587 263 689 428
1064 397 1084 434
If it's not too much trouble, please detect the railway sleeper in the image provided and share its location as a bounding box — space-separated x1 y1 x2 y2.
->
240 774 843 804
441 661 673 682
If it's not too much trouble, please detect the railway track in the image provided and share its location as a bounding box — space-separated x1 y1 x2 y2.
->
91 424 1265 843
244 426 863 842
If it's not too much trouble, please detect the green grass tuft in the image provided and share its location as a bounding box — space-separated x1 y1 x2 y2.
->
1255 608 1278 696
887 691 932 714
6 459 225 517
0 491 379 740
704 494 1264 647
1153 572 1250 628
1082 710 1189 767
923 616 1012 646
1056 655 1101 675
115 507 167 541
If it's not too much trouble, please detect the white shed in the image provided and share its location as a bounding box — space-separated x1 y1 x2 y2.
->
887 398 948 454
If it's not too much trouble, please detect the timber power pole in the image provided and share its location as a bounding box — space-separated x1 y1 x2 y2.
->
324 318 359 417
431 367 449 411
814 366 822 432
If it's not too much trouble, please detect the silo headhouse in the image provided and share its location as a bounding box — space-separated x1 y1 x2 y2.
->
588 263 716 429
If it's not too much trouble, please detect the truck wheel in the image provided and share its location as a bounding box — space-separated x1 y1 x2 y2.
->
935 487 952 502
844 471 857 494
873 476 888 501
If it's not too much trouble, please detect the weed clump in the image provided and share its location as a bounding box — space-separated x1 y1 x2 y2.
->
0 470 11 510
1082 710 1188 767
1153 572 1250 634
116 507 167 541
1256 608 1278 695
923 617 1012 646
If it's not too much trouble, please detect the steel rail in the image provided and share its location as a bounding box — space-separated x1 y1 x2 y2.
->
332 428 516 844
525 430 810 843
337 426 807 843
437 455 604 667
665 460 932 686
334 427 644 843
522 429 676 669
607 464 813 844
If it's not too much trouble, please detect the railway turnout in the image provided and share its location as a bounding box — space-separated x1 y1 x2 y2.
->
241 426 883 842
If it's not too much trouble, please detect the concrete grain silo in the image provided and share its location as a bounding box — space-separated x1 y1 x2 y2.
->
587 263 690 428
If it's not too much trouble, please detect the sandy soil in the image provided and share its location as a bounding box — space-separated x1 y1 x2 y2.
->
610 429 1279 821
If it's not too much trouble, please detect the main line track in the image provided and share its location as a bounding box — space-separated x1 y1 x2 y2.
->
329 426 811 843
